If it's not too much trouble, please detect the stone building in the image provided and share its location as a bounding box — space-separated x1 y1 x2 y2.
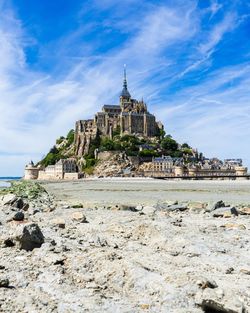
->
24 161 41 180
143 156 248 179
75 68 163 156
24 158 79 180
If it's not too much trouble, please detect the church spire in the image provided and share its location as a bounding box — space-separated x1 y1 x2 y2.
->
123 64 127 89
120 64 131 98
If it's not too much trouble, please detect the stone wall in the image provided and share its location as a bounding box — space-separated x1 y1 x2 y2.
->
64 173 79 180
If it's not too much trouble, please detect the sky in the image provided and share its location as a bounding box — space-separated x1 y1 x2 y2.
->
0 0 250 176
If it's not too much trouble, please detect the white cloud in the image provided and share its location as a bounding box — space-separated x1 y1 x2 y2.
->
154 63 250 168
0 0 249 176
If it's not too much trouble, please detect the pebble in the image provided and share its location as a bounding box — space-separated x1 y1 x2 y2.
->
0 278 9 288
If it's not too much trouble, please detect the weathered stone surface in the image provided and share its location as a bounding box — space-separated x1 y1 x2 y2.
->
213 207 238 217
188 201 207 213
206 200 226 212
71 212 87 223
195 288 246 313
51 218 66 229
154 202 188 212
238 207 250 215
222 223 246 230
16 223 44 251
12 211 24 221
1 194 17 206
141 206 156 215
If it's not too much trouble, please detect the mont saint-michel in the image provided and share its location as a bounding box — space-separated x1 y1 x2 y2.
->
24 70 248 181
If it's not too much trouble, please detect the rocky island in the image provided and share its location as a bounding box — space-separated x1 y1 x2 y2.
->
24 70 248 181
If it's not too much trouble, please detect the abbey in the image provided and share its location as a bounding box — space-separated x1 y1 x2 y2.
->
75 69 163 156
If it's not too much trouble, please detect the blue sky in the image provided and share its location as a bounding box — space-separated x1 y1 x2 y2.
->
0 0 250 176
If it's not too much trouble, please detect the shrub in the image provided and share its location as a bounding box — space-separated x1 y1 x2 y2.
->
161 136 178 151
56 136 65 145
139 150 160 157
66 129 75 145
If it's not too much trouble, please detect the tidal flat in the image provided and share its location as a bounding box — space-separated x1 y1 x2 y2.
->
42 178 250 207
0 179 249 312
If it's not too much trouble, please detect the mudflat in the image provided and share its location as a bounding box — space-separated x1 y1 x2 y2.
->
42 178 250 206
1 180 250 312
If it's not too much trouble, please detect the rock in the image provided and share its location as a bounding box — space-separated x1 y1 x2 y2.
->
165 200 178 206
166 204 188 212
225 267 234 274
12 211 24 221
3 238 15 247
141 206 156 215
187 201 207 212
22 203 29 211
240 269 250 275
52 218 66 229
196 277 218 289
155 202 187 211
135 205 143 211
213 207 238 217
118 204 137 212
16 223 44 251
3 196 25 209
238 207 250 215
1 194 17 206
71 212 87 223
11 197 25 209
195 288 246 313
222 223 246 230
0 277 9 288
206 200 226 212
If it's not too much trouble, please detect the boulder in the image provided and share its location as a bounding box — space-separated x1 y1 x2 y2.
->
111 204 137 212
3 196 25 209
213 207 238 218
16 223 44 251
141 206 156 215
238 207 250 215
71 212 87 223
166 204 188 212
52 218 66 229
1 194 17 206
195 288 246 313
12 211 24 221
11 197 25 209
206 200 226 212
188 201 207 213
155 202 187 211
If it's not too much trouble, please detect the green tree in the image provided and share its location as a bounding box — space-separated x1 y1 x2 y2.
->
66 129 75 145
161 136 178 151
181 143 191 149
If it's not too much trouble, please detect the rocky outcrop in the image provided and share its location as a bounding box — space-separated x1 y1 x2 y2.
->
94 152 138 177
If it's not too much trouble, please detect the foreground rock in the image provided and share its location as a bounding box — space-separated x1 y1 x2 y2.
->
16 223 44 251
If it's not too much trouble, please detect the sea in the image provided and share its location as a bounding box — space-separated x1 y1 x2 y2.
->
0 177 21 188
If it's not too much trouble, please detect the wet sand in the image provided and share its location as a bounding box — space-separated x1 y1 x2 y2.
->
42 178 250 206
